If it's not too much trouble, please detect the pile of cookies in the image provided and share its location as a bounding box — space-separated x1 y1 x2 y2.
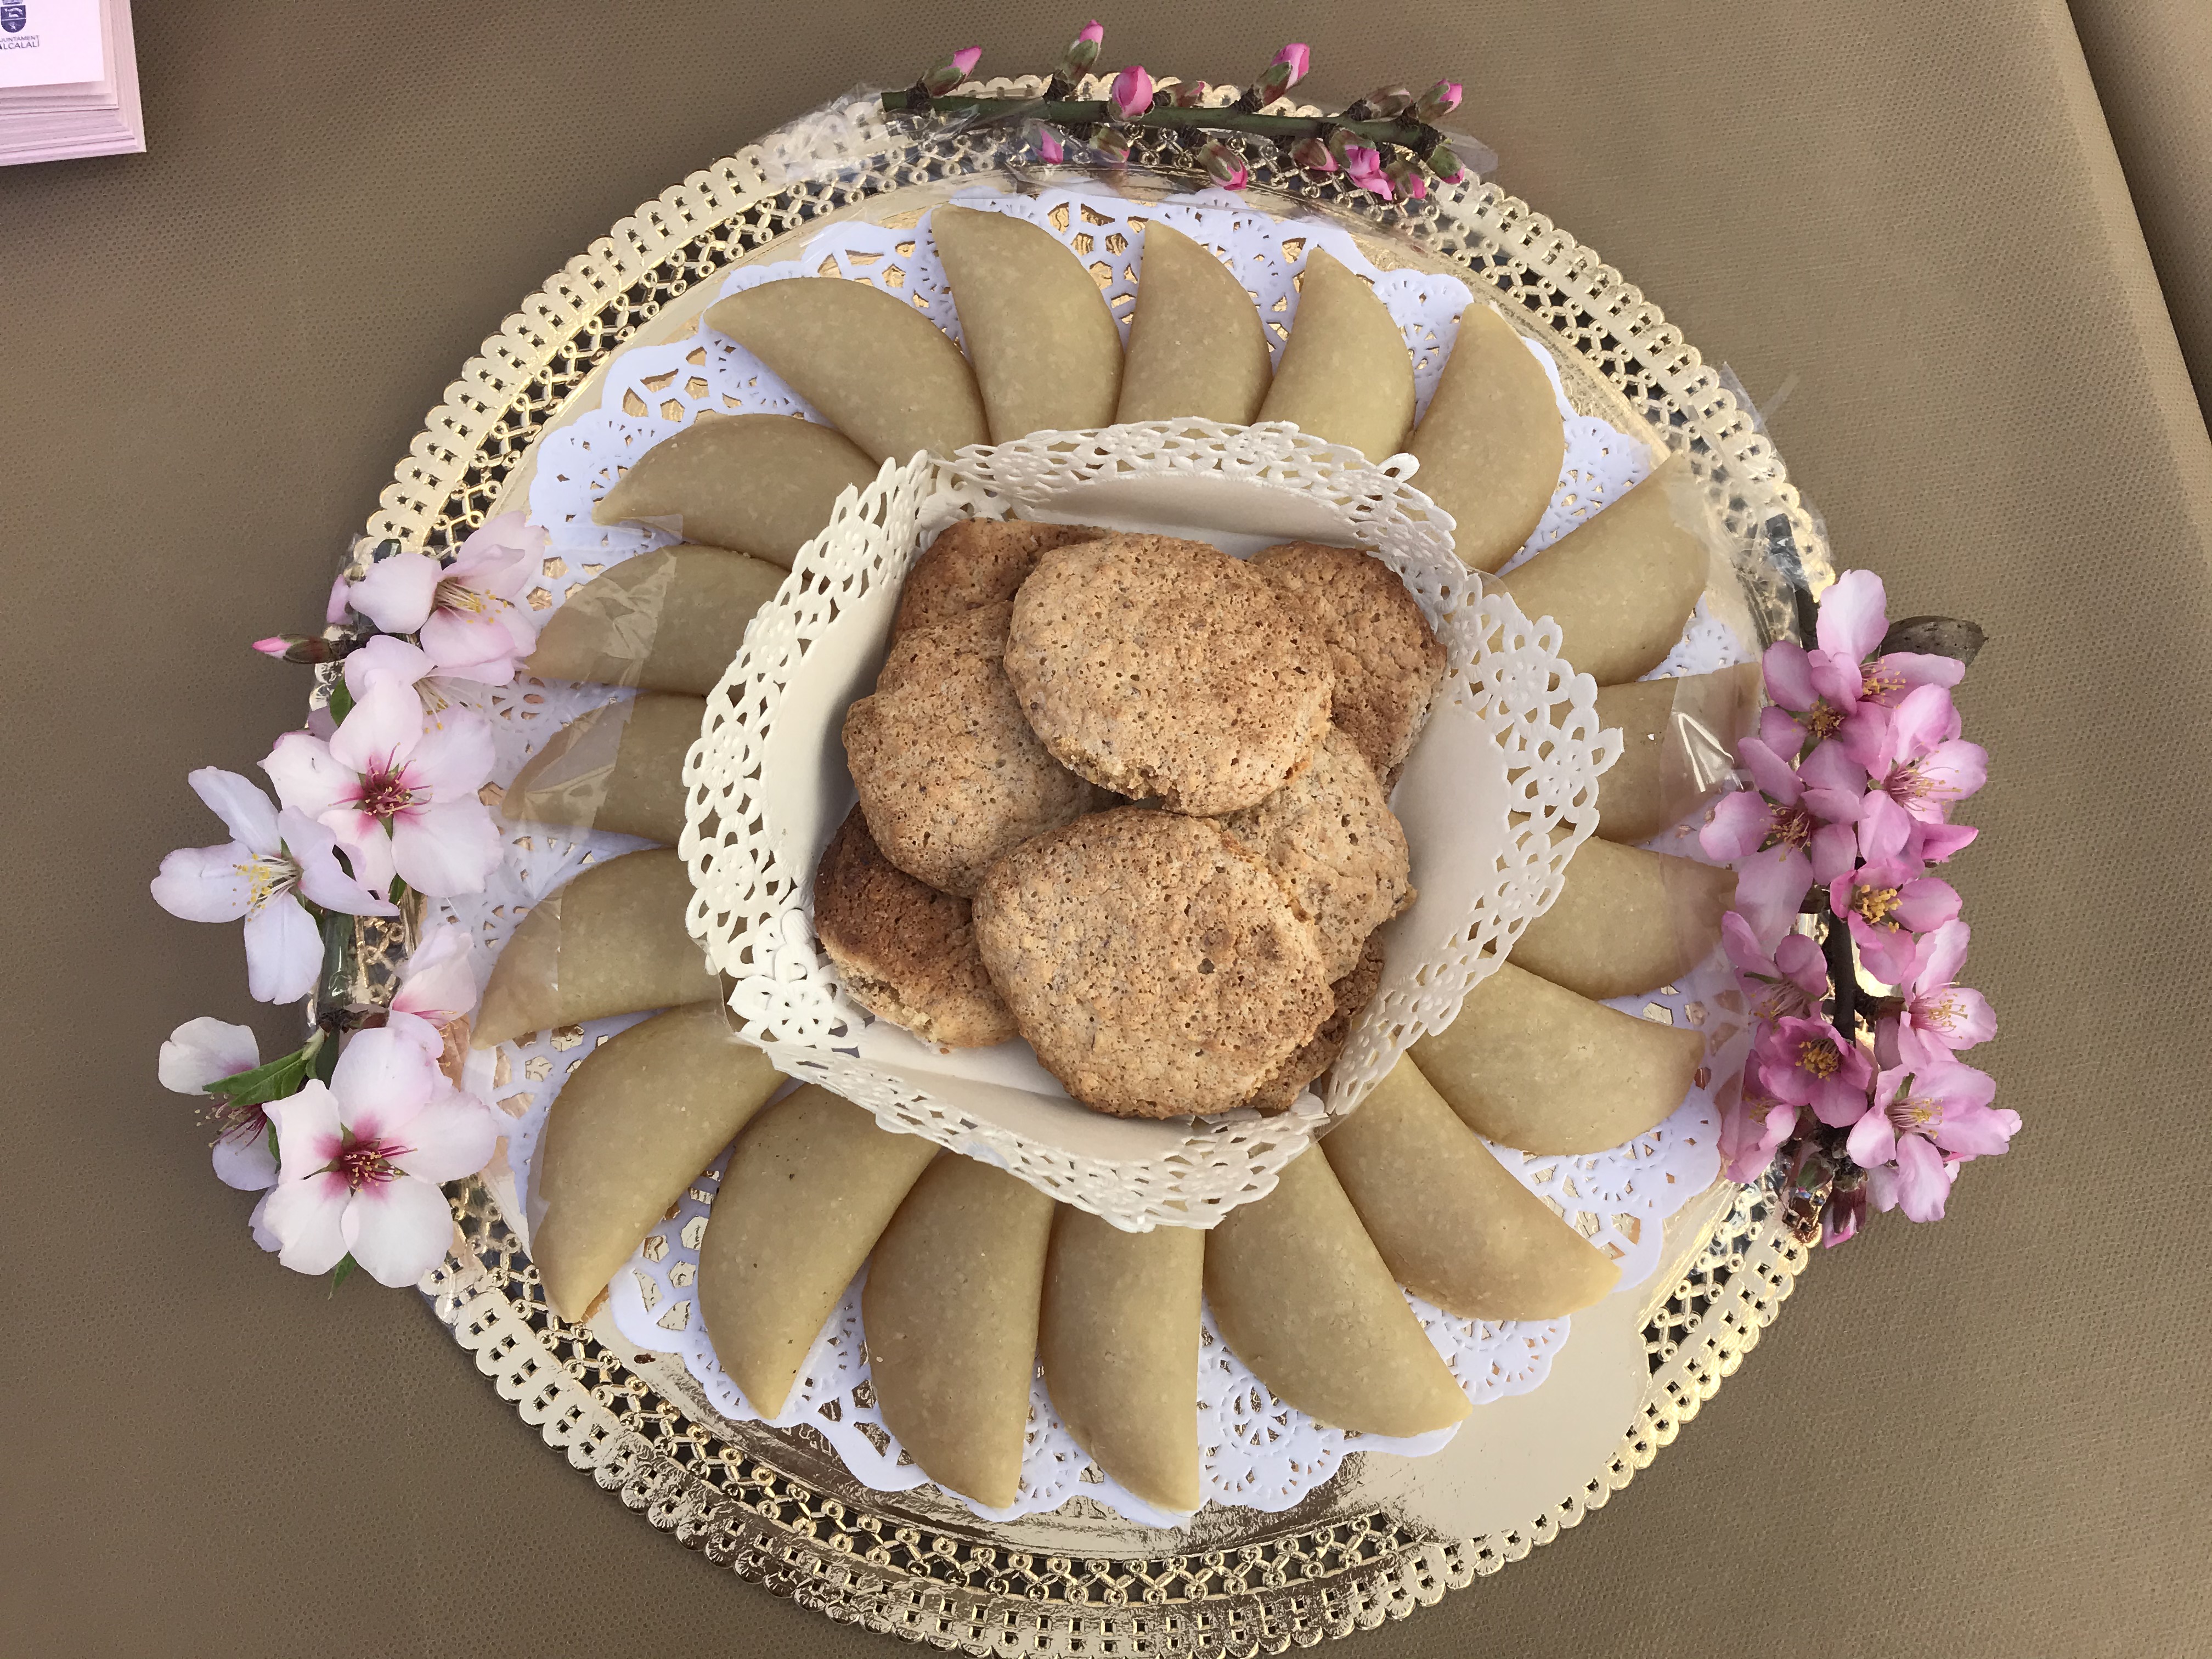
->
816 518 1446 1119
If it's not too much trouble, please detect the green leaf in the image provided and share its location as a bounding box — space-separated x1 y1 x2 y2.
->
203 1034 324 1109
330 1254 357 1294
328 678 356 726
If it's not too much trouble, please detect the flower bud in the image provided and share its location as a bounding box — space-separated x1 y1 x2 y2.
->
1273 43 1311 85
254 633 343 665
1415 79 1463 121
1199 139 1249 190
1024 119 1066 164
1056 21 1104 82
1170 79 1210 108
1091 126 1132 162
1290 135 1338 174
1363 86 1415 120
1427 142 1469 184
1108 64 1155 120
919 47 981 97
1386 157 1429 200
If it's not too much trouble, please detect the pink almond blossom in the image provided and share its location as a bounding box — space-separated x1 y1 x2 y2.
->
1722 912 1829 1023
1036 123 1066 164
1829 859 1960 984
262 686 501 899
1699 738 1858 944
341 514 544 685
1845 681 1988 827
1893 920 1995 1054
261 1023 498 1286
1719 1065 1798 1183
1109 65 1155 120
151 768 397 1003
1847 1058 2016 1223
1754 1015 1875 1127
159 1017 280 1192
1858 788 1979 867
1342 143 1393 199
1200 139 1250 190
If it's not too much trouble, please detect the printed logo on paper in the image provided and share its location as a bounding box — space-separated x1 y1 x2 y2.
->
0 5 25 35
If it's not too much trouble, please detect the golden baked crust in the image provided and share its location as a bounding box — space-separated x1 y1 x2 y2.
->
811 809 1017 1048
842 601 1100 897
1245 930 1387 1115
1003 534 1333 815
972 808 1333 1118
1250 540 1446 782
891 518 1110 639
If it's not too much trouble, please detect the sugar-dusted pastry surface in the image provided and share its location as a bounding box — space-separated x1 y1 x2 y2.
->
1204 1145 1470 1437
844 601 1100 897
704 278 988 463
811 808 1016 1048
973 809 1335 1119
861 1154 1056 1511
1249 540 1446 783
698 1085 938 1415
1409 959 1705 1154
590 413 875 567
1592 664 1763 843
1114 219 1272 426
933 205 1124 442
1003 533 1333 815
504 692 702 845
1322 1056 1620 1321
1255 249 1415 465
1509 837 1734 999
525 545 785 697
1494 453 1710 684
473 848 721 1047
890 518 1110 640
531 1003 782 1321
1215 727 1413 981
1038 1208 1204 1513
1407 303 1566 574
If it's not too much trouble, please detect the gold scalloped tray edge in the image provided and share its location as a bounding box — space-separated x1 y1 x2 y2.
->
390 103 1824 1653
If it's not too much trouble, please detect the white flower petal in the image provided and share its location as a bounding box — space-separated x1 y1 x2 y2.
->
329 1024 439 1125
346 550 443 634
280 809 397 916
342 1176 456 1286
248 1188 283 1252
261 732 355 817
158 1016 260 1093
329 684 425 776
392 920 479 1019
404 707 497 798
390 800 504 897
340 634 435 704
264 1081 345 1179
319 811 396 895
211 1126 280 1190
150 843 256 923
187 768 281 854
263 1173 352 1275
242 895 324 1004
389 1087 498 1184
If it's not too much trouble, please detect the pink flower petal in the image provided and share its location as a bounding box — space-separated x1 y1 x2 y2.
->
1914 918 1970 991
159 1017 261 1093
341 1175 457 1286
389 1087 499 1184
1909 819 1979 864
1761 641 1815 711
242 894 325 1003
1737 737 1801 803
329 1024 440 1123
1867 651 1963 699
1934 1099 2015 1158
1916 737 1988 808
1734 845 1813 944
403 708 497 799
1893 876 1961 933
346 550 444 634
279 809 398 916
1920 984 1995 1049
261 731 356 818
150 843 256 923
325 572 353 627
1815 569 1889 663
1892 1133 1951 1221
320 810 396 894
1808 822 1859 884
264 1081 345 1180
342 633 435 704
187 767 281 853
211 1127 280 1192
1700 789 1774 860
1856 791 1915 863
262 1173 354 1275
1889 682 1961 759
392 920 481 1019
1847 1089 1898 1166
389 799 505 897
328 683 425 777
1757 702 1806 759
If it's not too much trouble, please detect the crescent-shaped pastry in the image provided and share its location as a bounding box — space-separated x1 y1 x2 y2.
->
1510 837 1735 998
524 546 783 696
1592 664 1763 843
1255 249 1415 465
530 1003 782 1321
861 1155 1056 1509
1204 1146 1470 1437
1493 453 1711 684
703 279 989 463
591 413 876 566
1038 1208 1204 1513
473 849 721 1047
1407 303 1566 573
932 205 1124 441
503 692 702 845
1114 219 1272 426
697 1084 939 1416
1321 1056 1621 1319
1409 960 1705 1154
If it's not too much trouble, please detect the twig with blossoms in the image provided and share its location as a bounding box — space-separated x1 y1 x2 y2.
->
1701 571 2016 1245
893 25 1483 203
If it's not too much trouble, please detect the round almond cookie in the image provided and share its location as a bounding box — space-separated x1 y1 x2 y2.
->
1249 540 1446 783
973 808 1334 1118
1004 534 1333 816
812 807 1017 1049
1215 726 1414 980
1245 929 1387 1115
891 517 1110 639
843 601 1099 896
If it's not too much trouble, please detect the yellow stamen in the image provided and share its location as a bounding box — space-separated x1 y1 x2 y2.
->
1797 1039 1841 1079
1852 885 1901 926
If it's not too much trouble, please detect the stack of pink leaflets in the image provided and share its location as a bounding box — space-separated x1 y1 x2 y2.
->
1 0 142 166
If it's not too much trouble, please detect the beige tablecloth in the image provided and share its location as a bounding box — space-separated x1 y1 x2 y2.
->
4 2 2209 1654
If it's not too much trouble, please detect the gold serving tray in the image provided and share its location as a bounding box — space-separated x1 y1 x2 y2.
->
391 94 1826 1652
